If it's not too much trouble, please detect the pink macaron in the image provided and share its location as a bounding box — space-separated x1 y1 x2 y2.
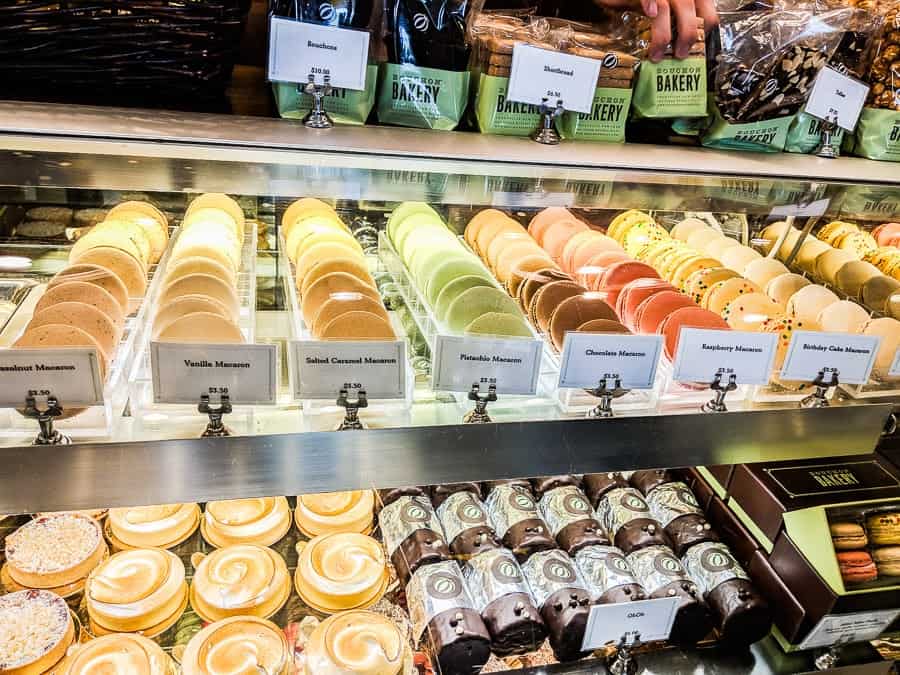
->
634 290 697 334
543 219 591 263
528 207 577 246
659 306 730 362
874 223 900 247
596 261 660 309
616 278 676 331
576 251 632 290
567 235 624 275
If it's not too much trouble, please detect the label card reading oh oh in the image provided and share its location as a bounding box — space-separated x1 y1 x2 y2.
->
268 17 370 90
291 340 407 400
558 333 662 390
798 608 900 651
432 335 542 395
581 597 679 650
507 44 601 114
151 343 278 405
672 328 778 386
0 348 104 407
779 331 881 385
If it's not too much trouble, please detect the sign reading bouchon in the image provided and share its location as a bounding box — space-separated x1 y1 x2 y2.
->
558 333 662 390
291 340 407 399
432 335 542 395
581 597 679 650
779 331 881 385
268 17 370 90
152 342 277 404
672 328 777 385
0 348 104 407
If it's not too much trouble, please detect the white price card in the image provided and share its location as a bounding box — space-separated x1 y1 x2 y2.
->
0 348 104 407
268 17 370 90
769 197 831 219
798 609 900 651
507 44 601 114
581 597 679 650
672 328 778 385
804 66 870 132
558 333 662 390
889 349 900 378
151 343 278 405
432 335 542 395
491 191 575 208
779 331 881 385
291 340 407 400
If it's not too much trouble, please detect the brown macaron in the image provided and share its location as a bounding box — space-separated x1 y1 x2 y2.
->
549 294 619 351
28 302 119 359
517 268 572 313
14 324 108 378
577 319 630 334
530 281 586 332
48 263 129 314
299 257 375 297
34 280 125 332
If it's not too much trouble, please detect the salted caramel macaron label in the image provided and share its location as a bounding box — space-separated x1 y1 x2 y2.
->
0 347 104 406
151 342 277 404
291 339 408 400
672 328 777 386
558 333 663 390
431 334 542 395
779 330 881 385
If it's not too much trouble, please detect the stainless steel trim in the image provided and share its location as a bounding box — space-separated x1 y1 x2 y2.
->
0 102 897 184
0 405 890 514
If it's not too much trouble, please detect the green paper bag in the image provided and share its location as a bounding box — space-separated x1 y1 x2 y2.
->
474 74 542 136
632 57 706 119
376 63 470 131
558 87 632 143
784 112 845 155
853 107 900 162
702 98 794 153
272 65 378 126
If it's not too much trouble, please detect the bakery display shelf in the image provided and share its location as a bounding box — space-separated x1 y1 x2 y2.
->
0 240 166 441
0 404 889 515
126 212 258 434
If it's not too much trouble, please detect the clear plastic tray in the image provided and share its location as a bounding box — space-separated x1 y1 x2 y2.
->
282 228 415 417
126 219 258 436
656 361 750 411
0 248 165 441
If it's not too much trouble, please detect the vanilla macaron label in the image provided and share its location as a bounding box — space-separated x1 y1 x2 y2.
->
0 348 103 406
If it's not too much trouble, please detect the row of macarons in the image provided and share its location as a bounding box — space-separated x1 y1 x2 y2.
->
829 512 900 585
283 199 395 340
0 587 409 675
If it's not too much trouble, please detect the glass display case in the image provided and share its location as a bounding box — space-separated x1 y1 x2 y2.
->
0 101 897 675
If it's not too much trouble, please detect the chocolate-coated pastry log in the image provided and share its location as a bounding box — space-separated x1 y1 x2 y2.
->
377 486 426 507
430 482 482 508
583 472 628 507
530 475 581 499
486 484 556 562
613 518 671 554
436 491 500 560
575 545 647 605
380 495 450 586
630 469 673 495
646 482 717 556
502 519 556 561
391 529 451 586
425 608 492 675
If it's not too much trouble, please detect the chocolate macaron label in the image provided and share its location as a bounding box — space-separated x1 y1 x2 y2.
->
463 549 531 613
521 550 586 608
485 485 540 538
408 561 476 639
646 483 702 528
627 545 690 595
538 486 595 536
682 542 748 597
437 491 491 545
379 495 444 557
575 545 640 596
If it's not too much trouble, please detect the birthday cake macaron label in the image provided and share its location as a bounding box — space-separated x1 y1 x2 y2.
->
779 330 881 385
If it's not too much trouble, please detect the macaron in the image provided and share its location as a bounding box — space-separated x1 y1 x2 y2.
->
836 550 877 585
35 280 125 332
787 284 840 324
577 319 630 334
185 193 245 237
425 258 492 306
839 231 878 259
766 273 810 307
319 311 395 340
764 316 817 374
107 209 169 264
507 256 561 299
671 257 720 292
743 258 790 290
168 239 236 277
48 263 129 314
465 312 532 338
496 245 553 284
819 221 858 246
685 227 722 253
722 292 785 331
795 238 831 274
285 217 346 264
773 229 803 262
684 267 739 305
298 257 374 297
861 275 900 314
703 277 762 315
464 209 506 250
297 242 365 283
657 248 698 282
435 275 495 323
153 295 231 339
830 522 868 550
69 245 147 302
302 272 380 328
183 207 242 244
634 290 696 335
294 229 363 267
607 210 653 243
283 198 339 236
312 294 390 339
166 255 236 289
14 324 108 378
616 278 676 331
28 302 118 359
446 286 521 334
659 307 730 362
548 294 618 351
874 223 900 247
528 207 576 246
156 312 244 343
517 268 571 313
70 221 149 267
174 223 240 270
596 261 660 309
873 546 900 577
835 261 882 300
816 248 856 285
530 281 585 332
158 274 239 321
818 300 870 333
475 217 525 260
542 219 590 262
410 247 470 286
670 217 710 242
863 317 900 380
576 251 631 290
386 202 439 243
484 231 535 272
622 223 669 258
720 246 763 274
704 235 741 260
866 511 900 546
563 231 622 274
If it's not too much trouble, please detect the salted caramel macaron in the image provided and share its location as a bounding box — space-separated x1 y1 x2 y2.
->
299 257 374 297
190 544 290 623
302 272 380 328
34 280 125 332
85 548 188 636
320 311 396 340
155 312 244 344
5 513 107 589
56 633 174 675
165 255 236 288
294 532 390 613
297 242 365 283
49 263 129 314
202 497 292 549
182 616 291 675
294 228 364 267
312 294 389 339
158 273 240 320
107 504 200 550
0 590 75 675
295 491 376 538
28 302 119 359
14 324 109 379
549 293 618 351
69 246 147 302
284 197 338 235
304 610 413 675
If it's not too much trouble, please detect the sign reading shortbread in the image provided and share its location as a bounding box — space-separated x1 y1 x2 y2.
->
507 44 600 114
0 348 104 407
291 340 407 399
151 343 277 404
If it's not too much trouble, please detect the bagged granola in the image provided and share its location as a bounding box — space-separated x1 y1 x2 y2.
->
853 4 900 160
